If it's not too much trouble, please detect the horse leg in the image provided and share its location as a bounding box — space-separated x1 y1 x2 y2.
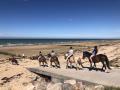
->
55 61 58 68
70 62 72 68
93 62 96 68
101 61 106 71
66 59 69 69
57 60 60 68
78 59 84 68
55 58 60 68
15 60 17 65
75 62 78 70
105 57 111 70
16 60 19 65
12 61 14 65
42 62 45 67
39 61 41 66
93 62 98 71
88 58 92 68
45 61 48 67
50 61 52 67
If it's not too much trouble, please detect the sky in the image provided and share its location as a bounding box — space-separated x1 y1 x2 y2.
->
0 0 120 38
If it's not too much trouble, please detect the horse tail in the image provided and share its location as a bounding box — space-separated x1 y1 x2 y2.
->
57 57 60 65
105 55 111 70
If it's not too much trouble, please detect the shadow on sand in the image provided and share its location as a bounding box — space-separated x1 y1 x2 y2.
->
83 66 105 72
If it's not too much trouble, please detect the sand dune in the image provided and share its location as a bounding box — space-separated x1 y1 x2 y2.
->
0 40 120 90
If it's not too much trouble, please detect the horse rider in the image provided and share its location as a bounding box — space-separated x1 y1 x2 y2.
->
90 46 98 62
22 53 25 60
22 53 25 57
50 50 56 57
66 47 75 61
39 51 42 56
11 56 19 65
38 51 43 59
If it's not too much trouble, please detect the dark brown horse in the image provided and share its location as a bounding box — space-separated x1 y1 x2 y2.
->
9 57 19 65
38 55 48 67
47 54 60 68
29 55 39 60
82 51 111 70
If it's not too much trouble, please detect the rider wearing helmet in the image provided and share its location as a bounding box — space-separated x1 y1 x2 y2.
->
51 50 56 57
39 51 43 56
90 46 98 62
66 47 74 61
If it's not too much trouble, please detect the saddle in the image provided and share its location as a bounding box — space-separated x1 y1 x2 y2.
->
51 56 57 60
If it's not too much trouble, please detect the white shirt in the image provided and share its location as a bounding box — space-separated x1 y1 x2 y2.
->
51 52 55 56
68 49 73 56
22 53 25 57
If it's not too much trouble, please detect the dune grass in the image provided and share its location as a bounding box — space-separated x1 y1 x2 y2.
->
0 51 16 56
105 86 120 90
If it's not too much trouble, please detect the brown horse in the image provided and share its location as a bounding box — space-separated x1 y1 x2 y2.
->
38 55 48 67
82 51 111 71
29 55 39 60
47 54 60 68
9 57 19 65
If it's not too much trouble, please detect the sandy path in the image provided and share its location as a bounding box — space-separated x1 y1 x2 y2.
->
29 66 120 87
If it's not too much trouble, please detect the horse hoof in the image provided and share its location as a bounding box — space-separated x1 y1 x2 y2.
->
89 68 92 71
78 68 83 70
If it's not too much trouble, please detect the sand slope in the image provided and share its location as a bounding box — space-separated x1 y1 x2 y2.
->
0 41 120 90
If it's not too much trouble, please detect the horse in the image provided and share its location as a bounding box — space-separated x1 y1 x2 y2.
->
65 54 83 70
38 55 48 67
9 57 19 65
82 51 111 71
47 54 60 68
29 55 39 60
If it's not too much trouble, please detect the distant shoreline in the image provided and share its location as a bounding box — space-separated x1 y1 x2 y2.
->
0 39 120 47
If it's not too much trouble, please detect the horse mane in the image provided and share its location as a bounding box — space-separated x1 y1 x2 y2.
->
83 51 92 56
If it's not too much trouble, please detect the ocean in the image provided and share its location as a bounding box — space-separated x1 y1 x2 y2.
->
0 38 118 47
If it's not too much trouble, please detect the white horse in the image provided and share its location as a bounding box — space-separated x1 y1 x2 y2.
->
65 53 83 70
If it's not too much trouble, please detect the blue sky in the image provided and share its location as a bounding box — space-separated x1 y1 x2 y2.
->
0 0 120 38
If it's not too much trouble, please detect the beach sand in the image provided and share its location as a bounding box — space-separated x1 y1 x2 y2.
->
0 40 120 90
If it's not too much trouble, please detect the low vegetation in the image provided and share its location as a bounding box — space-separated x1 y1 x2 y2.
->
0 51 16 56
105 86 120 90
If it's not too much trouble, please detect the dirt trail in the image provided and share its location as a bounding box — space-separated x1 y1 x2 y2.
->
30 66 120 87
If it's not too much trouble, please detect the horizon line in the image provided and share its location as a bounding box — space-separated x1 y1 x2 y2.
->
0 37 120 40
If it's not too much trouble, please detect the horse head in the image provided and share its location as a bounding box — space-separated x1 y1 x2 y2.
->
47 53 51 58
82 51 92 59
